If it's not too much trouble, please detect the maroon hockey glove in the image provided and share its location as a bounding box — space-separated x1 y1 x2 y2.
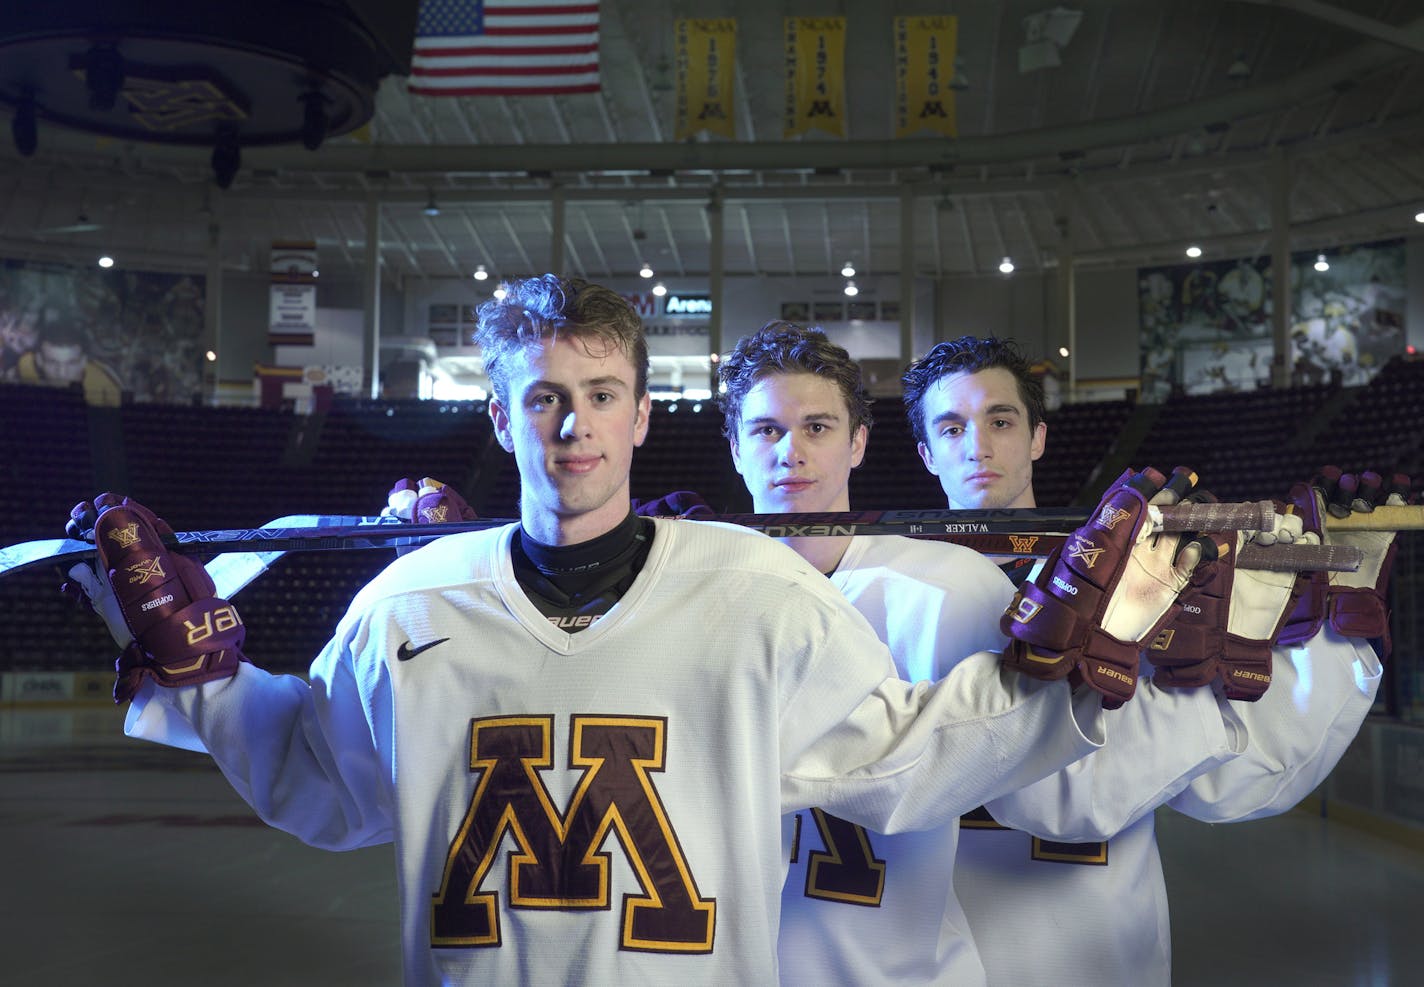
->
1001 467 1212 708
1276 467 1409 658
632 490 716 519
68 493 247 703
384 476 479 524
1149 496 1303 701
1274 479 1329 648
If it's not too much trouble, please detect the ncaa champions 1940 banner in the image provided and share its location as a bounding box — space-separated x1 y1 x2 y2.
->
0 259 205 405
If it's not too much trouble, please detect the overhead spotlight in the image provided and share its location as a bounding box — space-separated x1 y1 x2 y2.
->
205 350 217 362
473 264 489 281
709 352 721 364
97 255 114 268
1018 7 1081 73
841 261 856 278
211 131 241 190
999 256 1015 275
1226 53 1252 82
11 93 37 157
692 402 703 413
843 280 859 297
639 262 654 279
423 192 440 217
1314 253 1330 272
1058 346 1070 358
300 90 327 151
1415 211 1424 224
84 43 125 113
493 285 508 300
652 282 668 297
312 269 320 279
949 57 970 92
1185 245 1202 258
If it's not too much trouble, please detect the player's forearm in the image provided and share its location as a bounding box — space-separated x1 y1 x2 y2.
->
1169 628 1381 822
128 657 397 851
983 681 1243 841
782 653 1105 834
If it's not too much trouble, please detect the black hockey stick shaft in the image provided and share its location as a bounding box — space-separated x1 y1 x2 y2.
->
0 501 1371 579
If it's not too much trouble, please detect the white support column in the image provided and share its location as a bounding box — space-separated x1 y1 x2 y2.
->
203 207 222 406
707 188 725 391
550 185 566 273
900 188 916 363
1270 148 1292 389
362 193 382 400
1058 184 1078 401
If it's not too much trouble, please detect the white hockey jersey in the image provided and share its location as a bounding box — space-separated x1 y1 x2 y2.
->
126 520 1103 986
958 629 1381 986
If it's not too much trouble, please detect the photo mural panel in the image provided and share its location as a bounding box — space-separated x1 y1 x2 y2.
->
0 259 206 405
1137 239 1406 401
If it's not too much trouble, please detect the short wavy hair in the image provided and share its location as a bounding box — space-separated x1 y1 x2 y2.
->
475 274 649 404
901 336 1046 445
716 321 873 440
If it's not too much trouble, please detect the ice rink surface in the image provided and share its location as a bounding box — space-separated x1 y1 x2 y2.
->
3 706 1421 986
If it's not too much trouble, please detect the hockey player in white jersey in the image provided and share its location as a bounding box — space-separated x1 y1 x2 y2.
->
903 335 1403 985
59 277 1208 985
716 322 1274 985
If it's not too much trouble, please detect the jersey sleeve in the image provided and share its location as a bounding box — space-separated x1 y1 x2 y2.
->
979 680 1245 841
780 643 1106 835
124 609 397 852
1167 626 1382 821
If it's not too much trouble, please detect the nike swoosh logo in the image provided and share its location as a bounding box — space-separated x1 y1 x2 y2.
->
396 638 449 662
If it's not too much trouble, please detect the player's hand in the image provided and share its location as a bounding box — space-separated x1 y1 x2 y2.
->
631 491 715 519
382 476 479 524
1000 467 1213 708
66 493 247 703
1148 495 1305 700
1276 467 1410 658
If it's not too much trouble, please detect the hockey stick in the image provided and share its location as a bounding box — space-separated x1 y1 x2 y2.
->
2 500 1388 585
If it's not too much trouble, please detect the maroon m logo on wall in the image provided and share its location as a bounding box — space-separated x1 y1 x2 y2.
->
431 714 717 952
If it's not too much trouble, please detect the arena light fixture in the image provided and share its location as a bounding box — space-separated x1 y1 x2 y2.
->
493 285 508 301
1416 211 1424 224
999 256 1015 275
843 280 859 297
473 264 489 281
1059 346 1070 358
639 262 654 279
652 281 668 297
1185 245 1202 258
1314 253 1329 272
841 261 856 278
423 191 440 217
97 254 114 268
205 349 217 362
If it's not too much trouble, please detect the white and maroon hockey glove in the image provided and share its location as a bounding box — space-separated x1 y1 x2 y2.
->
631 490 716 519
1276 467 1410 659
66 493 247 703
1148 496 1305 701
383 476 479 524
1000 467 1212 708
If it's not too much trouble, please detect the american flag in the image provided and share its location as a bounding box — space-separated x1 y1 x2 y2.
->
409 0 601 97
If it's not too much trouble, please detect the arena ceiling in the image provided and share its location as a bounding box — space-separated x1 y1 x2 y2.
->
1 0 1423 287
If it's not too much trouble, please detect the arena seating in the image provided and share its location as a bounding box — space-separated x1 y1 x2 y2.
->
3 357 1420 676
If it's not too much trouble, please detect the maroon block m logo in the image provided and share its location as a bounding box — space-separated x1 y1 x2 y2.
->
431 715 716 953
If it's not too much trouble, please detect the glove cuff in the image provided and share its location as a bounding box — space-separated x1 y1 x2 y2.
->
1329 588 1390 641
114 639 248 704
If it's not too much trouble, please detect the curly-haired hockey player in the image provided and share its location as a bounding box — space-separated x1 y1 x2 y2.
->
61 276 1213 985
